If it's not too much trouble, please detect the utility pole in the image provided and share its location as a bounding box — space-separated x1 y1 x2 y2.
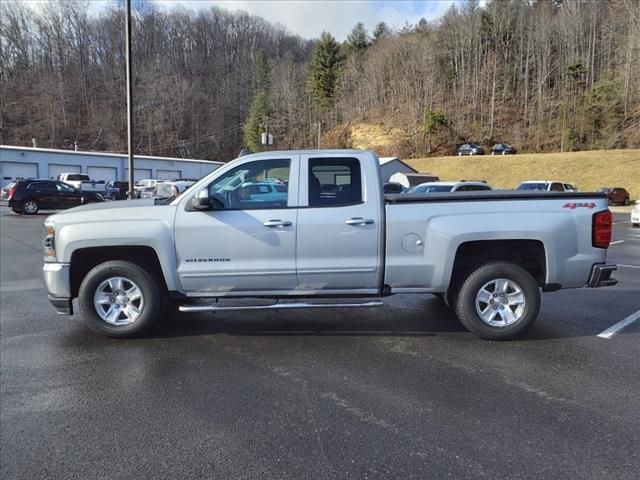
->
317 121 321 150
125 0 135 199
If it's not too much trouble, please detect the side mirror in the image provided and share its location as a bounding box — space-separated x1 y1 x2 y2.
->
190 189 211 210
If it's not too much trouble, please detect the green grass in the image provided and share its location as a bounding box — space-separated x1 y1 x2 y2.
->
406 149 640 201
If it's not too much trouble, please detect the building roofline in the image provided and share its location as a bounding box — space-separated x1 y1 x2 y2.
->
379 156 418 173
0 145 223 165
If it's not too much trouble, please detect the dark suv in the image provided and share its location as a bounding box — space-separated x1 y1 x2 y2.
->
0 179 104 215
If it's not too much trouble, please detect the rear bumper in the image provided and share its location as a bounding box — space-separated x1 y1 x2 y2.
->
43 263 73 315
587 263 618 288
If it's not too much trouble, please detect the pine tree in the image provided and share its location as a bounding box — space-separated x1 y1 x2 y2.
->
252 50 271 95
243 51 272 152
305 32 342 113
423 110 448 154
372 22 392 42
345 22 370 56
244 90 269 153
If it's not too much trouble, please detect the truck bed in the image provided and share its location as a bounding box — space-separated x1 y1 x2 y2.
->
384 190 608 203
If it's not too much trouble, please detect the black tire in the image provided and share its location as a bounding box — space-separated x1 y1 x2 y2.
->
20 198 39 215
624 198 629 206
78 260 164 338
454 261 540 340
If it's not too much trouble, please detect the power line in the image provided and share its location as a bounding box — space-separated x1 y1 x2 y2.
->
144 122 245 154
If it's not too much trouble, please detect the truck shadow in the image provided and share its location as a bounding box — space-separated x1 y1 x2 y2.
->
148 298 478 339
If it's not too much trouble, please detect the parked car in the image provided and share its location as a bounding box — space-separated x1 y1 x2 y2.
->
407 181 493 194
456 143 485 156
491 143 517 155
56 173 107 193
516 181 577 192
41 149 616 340
135 179 161 199
106 181 129 200
230 181 288 205
631 205 639 227
152 180 195 202
383 182 405 194
598 187 630 206
0 179 104 214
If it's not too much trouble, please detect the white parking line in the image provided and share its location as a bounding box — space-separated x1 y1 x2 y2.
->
610 240 625 245
597 310 640 339
618 264 640 269
613 221 631 225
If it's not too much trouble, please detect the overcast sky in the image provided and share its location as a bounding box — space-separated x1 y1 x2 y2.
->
18 0 463 41
155 1 461 40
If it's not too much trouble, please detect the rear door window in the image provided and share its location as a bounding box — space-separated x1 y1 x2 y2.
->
458 185 491 191
550 183 564 191
308 158 362 207
28 181 56 191
66 174 90 181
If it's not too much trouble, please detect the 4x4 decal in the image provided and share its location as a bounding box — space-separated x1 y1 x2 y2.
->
563 202 596 209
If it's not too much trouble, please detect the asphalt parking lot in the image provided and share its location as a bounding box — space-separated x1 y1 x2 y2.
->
1 207 638 480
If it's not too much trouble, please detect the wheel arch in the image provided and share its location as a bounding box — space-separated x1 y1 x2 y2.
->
445 239 547 304
70 246 168 298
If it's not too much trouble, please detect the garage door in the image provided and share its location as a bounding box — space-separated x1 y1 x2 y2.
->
157 169 181 179
87 166 117 182
1 162 39 186
125 168 152 183
49 164 81 179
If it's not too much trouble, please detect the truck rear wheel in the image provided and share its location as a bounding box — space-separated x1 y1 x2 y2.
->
78 260 163 338
454 262 540 340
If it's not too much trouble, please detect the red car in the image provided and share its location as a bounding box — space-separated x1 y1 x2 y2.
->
598 187 630 206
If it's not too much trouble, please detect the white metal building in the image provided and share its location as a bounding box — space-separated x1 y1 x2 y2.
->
378 156 417 183
0 145 223 187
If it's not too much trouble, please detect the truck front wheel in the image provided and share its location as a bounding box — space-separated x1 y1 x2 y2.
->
454 262 540 340
78 260 163 338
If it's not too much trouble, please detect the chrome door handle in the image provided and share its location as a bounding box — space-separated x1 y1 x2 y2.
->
263 219 292 228
345 217 374 226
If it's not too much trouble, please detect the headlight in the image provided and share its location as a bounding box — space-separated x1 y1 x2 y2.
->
43 220 56 259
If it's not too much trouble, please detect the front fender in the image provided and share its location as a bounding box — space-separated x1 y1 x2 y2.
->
57 219 180 291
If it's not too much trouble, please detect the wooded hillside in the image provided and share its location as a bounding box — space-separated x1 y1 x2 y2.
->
1 0 639 161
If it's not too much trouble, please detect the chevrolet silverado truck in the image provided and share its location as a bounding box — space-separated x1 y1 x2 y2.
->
42 150 617 340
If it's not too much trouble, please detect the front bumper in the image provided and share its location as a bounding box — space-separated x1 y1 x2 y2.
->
587 263 618 288
43 263 73 315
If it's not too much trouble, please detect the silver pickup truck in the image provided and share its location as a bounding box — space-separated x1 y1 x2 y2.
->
42 150 617 340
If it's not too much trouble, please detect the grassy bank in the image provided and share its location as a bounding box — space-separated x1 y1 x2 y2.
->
406 149 640 201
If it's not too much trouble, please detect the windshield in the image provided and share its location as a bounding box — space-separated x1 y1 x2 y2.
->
517 183 548 191
155 183 175 198
409 185 453 193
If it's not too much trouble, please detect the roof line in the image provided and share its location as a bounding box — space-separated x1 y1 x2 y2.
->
0 145 223 165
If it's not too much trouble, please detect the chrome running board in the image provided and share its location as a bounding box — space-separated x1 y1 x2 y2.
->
179 300 384 313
